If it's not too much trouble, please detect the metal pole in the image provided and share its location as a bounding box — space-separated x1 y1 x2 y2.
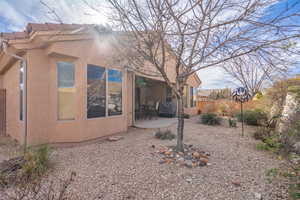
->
241 101 244 137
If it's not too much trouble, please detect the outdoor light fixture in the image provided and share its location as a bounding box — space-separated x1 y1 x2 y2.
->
232 87 251 136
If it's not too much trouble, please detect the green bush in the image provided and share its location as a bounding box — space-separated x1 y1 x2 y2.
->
236 109 267 126
183 113 190 119
154 130 175 140
253 126 271 140
201 113 221 125
228 118 237 128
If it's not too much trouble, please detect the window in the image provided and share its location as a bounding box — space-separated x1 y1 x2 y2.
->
108 69 122 116
57 62 75 120
190 86 194 107
87 65 106 118
20 62 24 120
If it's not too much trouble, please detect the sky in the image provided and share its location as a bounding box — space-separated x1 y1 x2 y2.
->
0 0 299 89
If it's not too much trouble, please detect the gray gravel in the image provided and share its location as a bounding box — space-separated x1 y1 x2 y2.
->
45 117 287 200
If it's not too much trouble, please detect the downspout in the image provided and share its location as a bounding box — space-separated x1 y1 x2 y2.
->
0 39 28 153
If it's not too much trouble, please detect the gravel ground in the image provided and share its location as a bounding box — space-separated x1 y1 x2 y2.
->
0 117 288 199
40 117 287 200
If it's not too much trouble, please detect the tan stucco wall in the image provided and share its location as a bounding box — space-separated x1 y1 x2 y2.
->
24 40 129 145
1 35 201 145
2 60 24 143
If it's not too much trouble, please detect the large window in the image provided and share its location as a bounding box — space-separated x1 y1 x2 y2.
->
108 69 122 116
57 62 75 120
20 62 24 121
87 65 106 118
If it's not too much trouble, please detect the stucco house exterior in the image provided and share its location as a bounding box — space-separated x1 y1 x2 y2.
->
0 23 201 146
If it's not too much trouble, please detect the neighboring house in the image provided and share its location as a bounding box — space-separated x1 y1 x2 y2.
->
0 23 201 145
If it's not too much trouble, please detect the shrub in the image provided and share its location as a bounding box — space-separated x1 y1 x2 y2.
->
154 130 175 140
253 127 271 140
236 109 267 126
228 118 237 128
256 134 283 152
183 113 190 119
22 145 51 178
201 113 221 125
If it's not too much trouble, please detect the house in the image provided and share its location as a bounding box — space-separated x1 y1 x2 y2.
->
0 23 201 145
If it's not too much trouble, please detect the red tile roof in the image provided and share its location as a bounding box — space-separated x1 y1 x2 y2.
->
0 23 93 40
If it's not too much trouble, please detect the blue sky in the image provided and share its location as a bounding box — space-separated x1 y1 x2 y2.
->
0 0 299 89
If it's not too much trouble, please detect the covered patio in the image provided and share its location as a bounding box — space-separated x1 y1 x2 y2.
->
134 76 177 124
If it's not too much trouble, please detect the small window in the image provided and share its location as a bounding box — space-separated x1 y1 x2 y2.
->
57 62 75 120
108 69 122 116
20 62 24 120
190 86 194 107
87 65 106 118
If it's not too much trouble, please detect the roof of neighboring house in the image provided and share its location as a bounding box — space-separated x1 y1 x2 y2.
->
197 89 212 97
0 23 93 40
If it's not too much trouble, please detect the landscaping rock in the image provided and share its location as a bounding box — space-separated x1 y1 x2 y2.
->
155 144 210 168
232 180 241 187
185 160 193 168
254 192 262 200
107 136 123 142
293 142 300 154
192 152 200 159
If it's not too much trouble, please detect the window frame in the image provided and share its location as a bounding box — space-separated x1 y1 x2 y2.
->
86 64 124 120
107 68 123 116
56 61 76 121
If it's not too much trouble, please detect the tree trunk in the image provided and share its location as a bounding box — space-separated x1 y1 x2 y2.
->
176 96 184 152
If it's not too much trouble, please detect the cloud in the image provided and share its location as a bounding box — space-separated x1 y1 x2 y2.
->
197 67 238 89
0 1 28 30
0 0 109 32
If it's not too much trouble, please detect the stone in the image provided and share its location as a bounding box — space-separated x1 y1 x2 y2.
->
164 151 172 156
278 92 299 133
107 136 123 142
192 162 198 168
199 154 209 159
254 192 262 200
232 180 241 187
159 160 165 164
159 148 167 154
192 152 201 159
185 178 192 183
293 142 300 154
199 161 207 166
185 160 193 168
178 152 184 156
165 158 174 164
199 158 209 164
185 155 193 160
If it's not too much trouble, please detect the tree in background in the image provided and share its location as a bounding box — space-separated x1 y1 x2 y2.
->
82 0 300 152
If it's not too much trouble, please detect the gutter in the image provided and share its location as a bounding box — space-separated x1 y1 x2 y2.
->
0 39 28 153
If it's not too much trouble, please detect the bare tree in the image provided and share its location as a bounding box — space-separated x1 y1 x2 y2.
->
222 53 293 96
82 0 300 151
